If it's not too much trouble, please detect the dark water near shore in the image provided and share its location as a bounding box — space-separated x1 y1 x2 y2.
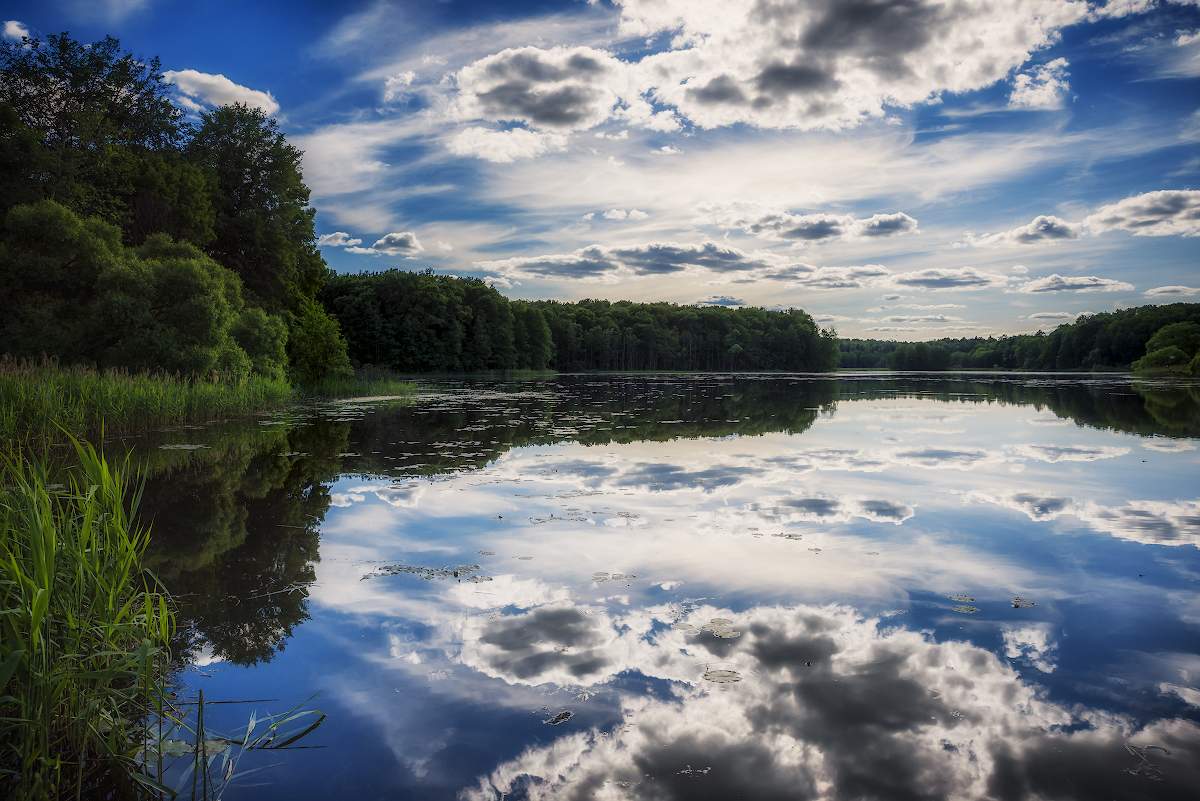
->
129 373 1200 800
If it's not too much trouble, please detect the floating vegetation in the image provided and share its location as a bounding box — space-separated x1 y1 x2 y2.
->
948 593 975 603
702 668 742 684
677 765 712 776
593 571 611 582
543 710 573 726
478 550 496 556
158 443 211 450
773 532 804 541
1124 743 1170 781
951 605 979 614
1011 596 1037 609
699 618 742 639
362 563 491 582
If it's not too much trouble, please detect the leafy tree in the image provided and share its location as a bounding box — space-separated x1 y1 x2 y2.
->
187 104 325 309
285 298 352 385
0 199 126 359
1146 322 1200 358
96 234 248 376
0 200 288 379
0 33 198 235
233 308 289 381
1133 346 1190 372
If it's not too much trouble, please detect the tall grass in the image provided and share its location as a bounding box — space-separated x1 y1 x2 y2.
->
0 360 416 444
0 437 173 799
0 359 293 443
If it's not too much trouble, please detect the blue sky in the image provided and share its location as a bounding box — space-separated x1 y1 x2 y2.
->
4 0 1199 338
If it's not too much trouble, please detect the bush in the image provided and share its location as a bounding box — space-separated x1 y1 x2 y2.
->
1132 346 1190 372
1146 321 1200 358
0 201 290 381
285 299 352 386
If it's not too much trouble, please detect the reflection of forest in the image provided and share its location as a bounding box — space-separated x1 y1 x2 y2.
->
135 375 1200 666
141 423 349 666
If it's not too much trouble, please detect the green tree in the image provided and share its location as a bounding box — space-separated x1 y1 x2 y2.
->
1146 322 1200 358
286 298 352 385
187 104 325 309
0 200 288 379
0 33 196 234
1133 346 1190 373
233 308 289 381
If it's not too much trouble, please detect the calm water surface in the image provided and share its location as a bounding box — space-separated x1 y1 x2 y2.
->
130 374 1200 800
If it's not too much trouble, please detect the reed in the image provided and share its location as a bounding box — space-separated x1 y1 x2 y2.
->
0 359 294 444
0 436 174 799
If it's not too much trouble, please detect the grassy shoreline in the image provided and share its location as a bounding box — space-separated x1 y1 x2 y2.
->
0 360 415 443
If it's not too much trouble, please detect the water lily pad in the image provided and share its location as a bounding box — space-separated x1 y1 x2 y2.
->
702 668 742 684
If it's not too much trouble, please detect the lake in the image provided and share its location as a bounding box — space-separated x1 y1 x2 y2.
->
131 373 1200 800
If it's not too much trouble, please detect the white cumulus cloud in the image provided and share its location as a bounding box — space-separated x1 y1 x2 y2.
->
163 69 280 115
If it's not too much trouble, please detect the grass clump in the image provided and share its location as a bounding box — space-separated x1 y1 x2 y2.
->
0 437 174 799
0 359 294 443
297 367 416 400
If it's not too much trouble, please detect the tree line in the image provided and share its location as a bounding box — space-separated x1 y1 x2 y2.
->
0 33 350 384
840 303 1200 372
321 269 840 372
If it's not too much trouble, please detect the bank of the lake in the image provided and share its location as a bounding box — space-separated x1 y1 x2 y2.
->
0 360 416 443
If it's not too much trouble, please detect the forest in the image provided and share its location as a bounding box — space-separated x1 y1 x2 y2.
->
322 269 840 372
0 33 351 386
840 303 1200 373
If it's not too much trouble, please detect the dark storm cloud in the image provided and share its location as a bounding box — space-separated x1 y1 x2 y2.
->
1010 215 1081 243
760 263 890 290
894 447 990 468
1085 189 1200 237
783 496 843 518
987 724 1200 801
611 242 767 274
1018 274 1133 293
1008 493 1073 520
482 241 769 281
476 605 610 681
797 0 946 75
477 83 600 127
489 246 617 279
858 211 919 237
687 74 748 105
755 61 837 96
858 499 914 522
729 210 918 242
370 231 423 256
779 215 849 241
890 267 1006 290
1089 504 1200 546
617 462 762 492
